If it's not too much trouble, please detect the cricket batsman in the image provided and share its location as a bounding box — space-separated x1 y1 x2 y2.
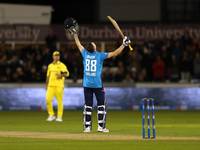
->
64 18 131 132
45 51 69 122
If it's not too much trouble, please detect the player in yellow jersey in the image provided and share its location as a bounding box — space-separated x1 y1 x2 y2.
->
45 51 69 122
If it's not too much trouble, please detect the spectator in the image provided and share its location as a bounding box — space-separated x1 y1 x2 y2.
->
42 47 52 66
123 73 134 83
117 61 125 74
140 68 149 82
0 54 8 78
138 73 145 82
12 73 19 82
41 65 48 82
31 43 42 56
35 72 42 82
20 44 31 61
34 54 43 72
21 61 30 82
152 55 165 82
16 67 24 83
191 38 200 51
102 68 113 82
1 68 12 82
188 40 197 61
181 27 192 50
27 44 36 59
141 48 154 81
130 67 138 82
169 55 180 82
9 55 22 73
171 41 182 61
160 45 171 80
180 51 192 82
114 68 124 82
144 36 157 57
128 49 142 72
193 52 200 79
29 67 37 82
154 35 165 52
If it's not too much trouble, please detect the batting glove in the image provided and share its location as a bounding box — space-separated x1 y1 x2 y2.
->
122 36 131 47
68 27 77 34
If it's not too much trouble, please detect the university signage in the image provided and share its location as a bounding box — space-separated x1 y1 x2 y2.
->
0 24 200 42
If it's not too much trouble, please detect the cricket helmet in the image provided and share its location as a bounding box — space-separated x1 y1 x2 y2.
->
64 18 78 29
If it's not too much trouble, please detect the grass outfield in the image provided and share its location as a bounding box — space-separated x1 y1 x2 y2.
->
0 110 200 150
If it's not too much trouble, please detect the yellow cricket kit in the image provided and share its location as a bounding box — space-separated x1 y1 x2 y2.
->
46 61 69 118
47 61 69 88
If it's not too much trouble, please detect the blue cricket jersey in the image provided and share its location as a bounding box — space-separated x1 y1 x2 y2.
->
81 49 108 88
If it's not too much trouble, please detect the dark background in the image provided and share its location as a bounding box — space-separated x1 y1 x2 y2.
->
1 0 200 24
0 0 96 24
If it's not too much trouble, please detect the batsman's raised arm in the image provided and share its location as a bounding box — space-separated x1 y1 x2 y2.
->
107 36 131 59
74 34 84 52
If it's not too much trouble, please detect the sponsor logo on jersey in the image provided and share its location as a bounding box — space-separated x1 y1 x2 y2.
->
87 55 95 59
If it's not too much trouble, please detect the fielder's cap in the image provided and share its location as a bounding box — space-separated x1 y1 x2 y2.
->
53 51 60 56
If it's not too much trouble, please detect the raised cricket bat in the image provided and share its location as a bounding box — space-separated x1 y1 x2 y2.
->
107 16 133 51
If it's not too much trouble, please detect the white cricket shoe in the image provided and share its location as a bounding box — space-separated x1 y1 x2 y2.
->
46 116 56 122
84 127 91 133
55 117 63 122
97 125 109 133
